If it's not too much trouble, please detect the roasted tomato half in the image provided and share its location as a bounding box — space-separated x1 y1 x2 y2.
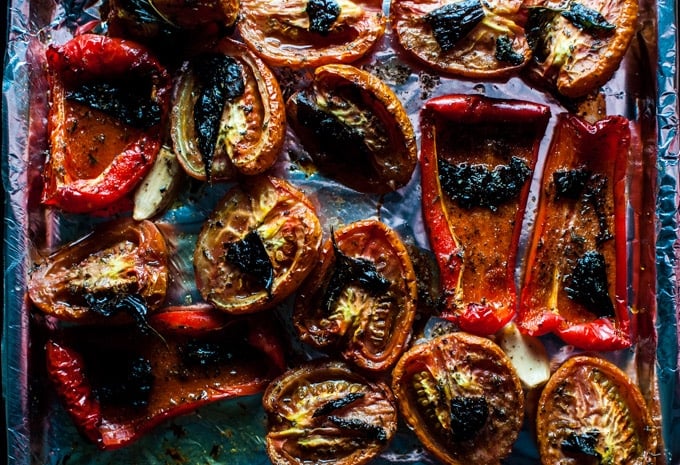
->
46 308 286 449
287 64 417 194
391 0 531 78
237 0 386 68
43 34 172 213
391 331 524 465
171 38 286 182
105 0 240 43
194 176 322 314
537 355 658 464
420 95 550 335
524 0 638 98
294 219 418 371
263 361 398 465
518 114 631 351
28 219 168 322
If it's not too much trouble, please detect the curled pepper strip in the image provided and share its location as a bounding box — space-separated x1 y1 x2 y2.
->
518 114 631 350
420 95 550 335
46 307 286 449
43 34 171 213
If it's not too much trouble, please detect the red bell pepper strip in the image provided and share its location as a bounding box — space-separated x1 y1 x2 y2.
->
46 307 286 449
420 95 550 335
517 114 631 351
42 34 171 213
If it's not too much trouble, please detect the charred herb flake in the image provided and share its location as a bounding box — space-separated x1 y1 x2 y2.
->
561 2 615 34
323 234 391 313
66 80 161 129
425 0 485 52
306 0 341 35
495 35 525 65
313 392 366 417
564 250 614 317
327 416 388 442
225 230 274 296
450 395 489 441
438 156 531 210
193 54 245 179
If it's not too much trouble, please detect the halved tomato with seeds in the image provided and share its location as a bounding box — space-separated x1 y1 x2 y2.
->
263 360 398 465
287 64 417 194
194 176 322 314
28 219 168 322
237 0 385 68
523 0 639 98
294 219 418 371
537 355 658 464
171 38 286 182
391 0 531 78
391 331 524 465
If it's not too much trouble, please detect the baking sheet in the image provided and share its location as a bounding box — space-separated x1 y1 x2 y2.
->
2 0 679 463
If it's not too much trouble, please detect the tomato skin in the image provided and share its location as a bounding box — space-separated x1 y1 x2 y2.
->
263 360 398 465
194 176 322 314
287 64 417 194
294 219 418 372
391 331 524 465
46 308 286 449
420 95 550 335
237 0 385 68
518 114 631 351
27 219 169 322
42 34 171 213
171 38 286 181
536 355 658 464
391 0 531 78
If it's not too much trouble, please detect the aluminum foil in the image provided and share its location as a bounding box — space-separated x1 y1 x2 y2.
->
2 0 678 463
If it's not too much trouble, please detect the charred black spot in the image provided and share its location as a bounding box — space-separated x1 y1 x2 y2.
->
294 92 369 161
449 396 488 441
94 356 154 408
306 0 341 35
561 429 602 461
84 292 152 332
327 416 388 442
526 8 559 63
65 80 161 129
313 392 365 417
193 54 245 179
495 35 525 65
553 168 591 200
225 230 274 296
323 233 391 313
564 250 614 317
438 156 531 211
425 0 485 52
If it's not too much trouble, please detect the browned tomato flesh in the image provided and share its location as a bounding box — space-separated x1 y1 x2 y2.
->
537 355 658 464
27 219 168 322
391 0 531 77
194 176 322 314
237 0 385 68
263 360 398 465
524 0 639 97
287 64 417 194
171 38 286 181
391 331 524 465
294 219 418 371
